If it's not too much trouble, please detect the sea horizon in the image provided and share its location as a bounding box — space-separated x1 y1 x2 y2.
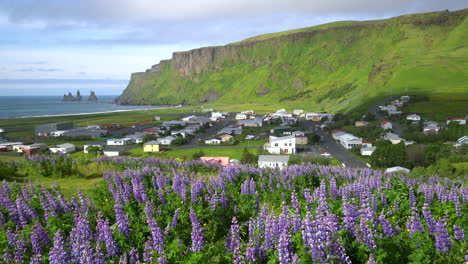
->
0 95 168 119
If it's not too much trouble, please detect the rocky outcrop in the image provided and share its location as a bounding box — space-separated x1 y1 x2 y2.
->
62 90 83 101
88 91 98 101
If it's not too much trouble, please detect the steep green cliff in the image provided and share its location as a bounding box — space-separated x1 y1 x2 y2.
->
116 9 468 111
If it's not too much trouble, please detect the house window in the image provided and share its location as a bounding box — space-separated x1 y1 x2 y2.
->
289 143 292 146
275 143 278 147
284 143 287 146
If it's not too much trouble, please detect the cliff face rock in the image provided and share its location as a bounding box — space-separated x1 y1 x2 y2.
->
88 91 98 101
116 9 468 110
63 90 83 101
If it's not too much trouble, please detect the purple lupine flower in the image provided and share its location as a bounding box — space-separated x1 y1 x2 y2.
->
170 208 181 230
49 230 69 264
227 217 243 264
407 209 424 237
329 177 338 199
94 244 106 264
359 189 376 251
422 203 436 234
31 221 50 255
128 247 140 264
278 224 292 264
190 207 205 252
453 225 465 240
378 212 395 237
131 173 147 203
191 179 206 204
14 235 27 264
144 200 156 221
96 212 119 258
143 239 154 263
434 218 452 253
148 218 165 254
115 203 130 237
3 249 12 263
303 188 313 203
70 212 95 263
343 198 359 237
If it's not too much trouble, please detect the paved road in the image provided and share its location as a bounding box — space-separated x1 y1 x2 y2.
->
368 96 404 136
302 120 367 168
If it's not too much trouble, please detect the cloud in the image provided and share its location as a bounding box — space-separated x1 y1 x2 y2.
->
18 67 63 72
0 0 464 26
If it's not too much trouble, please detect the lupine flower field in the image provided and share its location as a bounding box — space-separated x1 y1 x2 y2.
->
0 155 467 263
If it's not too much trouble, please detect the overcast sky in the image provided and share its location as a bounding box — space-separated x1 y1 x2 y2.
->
0 0 465 95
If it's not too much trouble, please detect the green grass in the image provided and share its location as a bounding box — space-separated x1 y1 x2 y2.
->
405 93 468 120
0 156 23 162
129 147 260 161
118 9 468 113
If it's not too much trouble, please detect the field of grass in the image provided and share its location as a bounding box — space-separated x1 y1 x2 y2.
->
129 146 260 160
405 93 468 120
118 9 468 114
0 155 23 162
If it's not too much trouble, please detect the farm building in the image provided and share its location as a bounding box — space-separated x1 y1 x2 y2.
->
49 143 76 154
35 122 73 136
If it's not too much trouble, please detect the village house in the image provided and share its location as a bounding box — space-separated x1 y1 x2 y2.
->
35 122 74 136
238 118 263 127
205 138 221 145
219 125 243 135
361 140 373 148
293 109 304 116
218 133 234 143
107 138 133 146
103 147 126 157
126 133 144 144
157 136 177 145
245 135 259 140
305 113 321 121
49 131 68 137
383 132 404 144
270 126 291 135
182 115 197 122
49 143 76 154
291 131 306 137
236 114 248 120
381 120 392 130
211 112 224 121
258 155 290 169
189 116 211 125
455 136 468 147
385 166 410 174
264 135 296 154
447 118 466 125
200 156 230 166
401 95 410 102
241 110 254 115
143 141 160 153
379 105 397 112
63 128 108 138
355 121 369 127
14 143 47 155
388 110 403 116
0 142 23 151
295 136 308 145
83 142 106 153
336 133 362 150
406 114 421 121
331 130 347 141
423 122 440 134
171 131 188 138
361 146 376 156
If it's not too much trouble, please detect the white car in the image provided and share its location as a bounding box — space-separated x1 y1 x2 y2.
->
321 152 332 158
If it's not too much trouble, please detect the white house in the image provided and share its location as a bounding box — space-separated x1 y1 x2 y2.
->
103 147 124 157
337 134 362 150
401 96 410 102
455 136 468 147
264 135 296 154
49 143 76 154
381 120 392 130
107 138 133 146
293 109 304 116
332 130 347 140
385 166 410 174
361 146 376 156
236 114 248 120
205 138 221 145
157 136 177 145
0 142 23 151
182 115 196 122
423 123 440 134
83 142 106 153
383 132 404 144
211 112 223 119
258 155 290 169
406 114 421 121
50 130 68 137
447 118 466 125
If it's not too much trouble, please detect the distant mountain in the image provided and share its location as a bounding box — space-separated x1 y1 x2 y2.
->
63 90 82 101
116 9 468 111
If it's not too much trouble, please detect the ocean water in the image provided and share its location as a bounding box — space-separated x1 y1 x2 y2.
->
0 96 165 119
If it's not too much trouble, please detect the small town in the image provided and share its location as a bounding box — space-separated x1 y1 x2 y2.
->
1 95 466 174
0 4 467 263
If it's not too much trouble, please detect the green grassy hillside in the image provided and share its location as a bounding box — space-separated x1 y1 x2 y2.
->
117 9 468 112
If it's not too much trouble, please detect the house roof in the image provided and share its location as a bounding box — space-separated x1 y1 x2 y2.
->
104 146 128 152
381 120 390 124
362 140 371 144
144 140 159 145
361 146 376 151
385 166 410 173
200 156 230 166
84 141 106 146
52 143 75 148
270 135 295 142
384 132 403 140
258 155 290 163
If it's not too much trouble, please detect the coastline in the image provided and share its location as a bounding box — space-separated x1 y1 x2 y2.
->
0 106 181 120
